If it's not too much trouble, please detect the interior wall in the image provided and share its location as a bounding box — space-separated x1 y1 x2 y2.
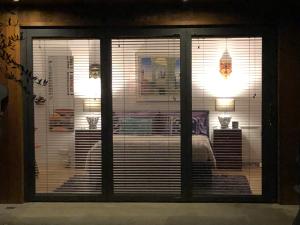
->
33 40 101 177
0 4 299 203
33 41 74 175
192 38 262 163
34 37 261 167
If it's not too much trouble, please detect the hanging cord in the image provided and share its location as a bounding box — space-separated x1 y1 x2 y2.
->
202 38 205 111
42 39 49 193
248 37 251 176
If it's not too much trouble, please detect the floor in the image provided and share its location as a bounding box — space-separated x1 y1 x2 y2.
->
0 203 298 225
36 163 261 195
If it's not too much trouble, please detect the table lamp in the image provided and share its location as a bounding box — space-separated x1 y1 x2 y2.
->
83 98 101 129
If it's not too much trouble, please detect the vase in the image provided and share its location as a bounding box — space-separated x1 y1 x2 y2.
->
86 116 99 130
218 116 232 129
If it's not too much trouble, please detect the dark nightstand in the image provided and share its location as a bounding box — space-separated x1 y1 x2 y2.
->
213 128 242 170
75 129 101 168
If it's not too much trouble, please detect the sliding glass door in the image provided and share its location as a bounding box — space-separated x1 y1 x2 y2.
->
27 28 275 201
191 37 262 196
33 39 102 194
111 38 181 196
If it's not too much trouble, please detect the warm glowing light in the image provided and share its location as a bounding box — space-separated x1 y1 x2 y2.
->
194 39 250 97
215 98 235 112
202 62 248 98
83 98 101 112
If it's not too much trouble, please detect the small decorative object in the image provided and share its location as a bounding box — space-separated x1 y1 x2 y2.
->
215 98 235 129
219 40 232 79
232 121 239 129
89 63 101 79
83 98 101 129
34 96 46 105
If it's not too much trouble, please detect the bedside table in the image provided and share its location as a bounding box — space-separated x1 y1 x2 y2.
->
75 130 101 168
213 128 242 170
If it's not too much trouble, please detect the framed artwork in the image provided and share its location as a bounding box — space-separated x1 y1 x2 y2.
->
67 56 74 95
137 55 180 101
48 56 74 97
49 108 74 132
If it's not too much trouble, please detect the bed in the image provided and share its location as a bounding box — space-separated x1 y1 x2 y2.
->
84 111 216 191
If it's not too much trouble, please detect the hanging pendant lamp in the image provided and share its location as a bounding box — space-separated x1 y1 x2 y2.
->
89 40 101 79
219 40 232 79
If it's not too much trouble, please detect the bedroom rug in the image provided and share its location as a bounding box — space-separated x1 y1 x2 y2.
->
54 174 101 193
55 174 251 196
192 174 252 196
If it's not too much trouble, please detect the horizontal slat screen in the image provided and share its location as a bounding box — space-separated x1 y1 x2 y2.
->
192 37 262 196
33 39 102 194
112 39 181 195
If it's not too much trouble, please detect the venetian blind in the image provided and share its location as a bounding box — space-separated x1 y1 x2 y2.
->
33 39 102 194
191 37 262 196
111 38 181 195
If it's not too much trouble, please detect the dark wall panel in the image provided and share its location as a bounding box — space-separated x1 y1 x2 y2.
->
278 21 300 204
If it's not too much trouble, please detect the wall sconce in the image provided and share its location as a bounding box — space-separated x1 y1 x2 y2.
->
89 63 101 79
83 98 101 129
215 98 235 129
89 40 101 79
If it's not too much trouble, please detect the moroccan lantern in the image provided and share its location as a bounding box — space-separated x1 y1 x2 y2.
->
219 50 232 79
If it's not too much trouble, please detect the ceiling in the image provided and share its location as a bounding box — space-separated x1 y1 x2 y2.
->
0 0 299 12
0 0 296 5
0 0 247 3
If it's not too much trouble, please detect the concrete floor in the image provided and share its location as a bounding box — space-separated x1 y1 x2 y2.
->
0 203 298 225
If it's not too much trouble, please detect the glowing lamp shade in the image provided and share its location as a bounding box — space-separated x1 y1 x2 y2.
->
83 98 101 112
215 98 235 112
215 98 235 129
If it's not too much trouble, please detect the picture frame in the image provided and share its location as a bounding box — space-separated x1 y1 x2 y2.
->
136 55 180 101
49 108 74 132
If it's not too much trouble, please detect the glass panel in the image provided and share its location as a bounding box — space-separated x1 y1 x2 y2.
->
33 39 102 194
112 38 181 195
191 37 262 196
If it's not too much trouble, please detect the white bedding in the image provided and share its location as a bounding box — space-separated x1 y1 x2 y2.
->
85 135 216 168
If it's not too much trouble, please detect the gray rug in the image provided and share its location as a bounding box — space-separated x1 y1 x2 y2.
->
193 174 252 196
55 174 252 196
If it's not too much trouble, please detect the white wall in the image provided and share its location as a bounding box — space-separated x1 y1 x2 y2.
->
192 38 262 163
33 37 262 167
112 38 262 163
33 40 101 169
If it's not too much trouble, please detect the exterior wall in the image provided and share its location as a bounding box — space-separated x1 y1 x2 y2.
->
0 4 299 204
0 14 24 203
278 21 300 204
